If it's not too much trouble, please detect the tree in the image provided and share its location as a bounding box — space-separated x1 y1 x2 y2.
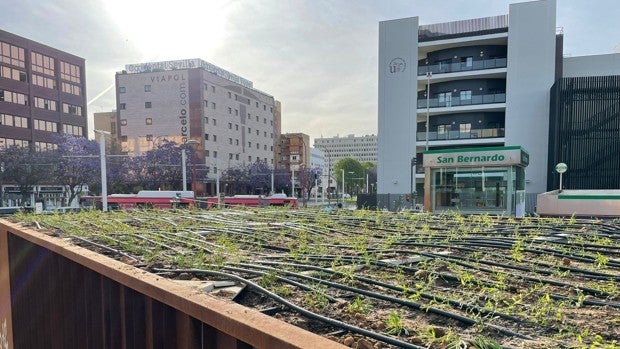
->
0 146 50 205
51 134 100 205
333 158 366 195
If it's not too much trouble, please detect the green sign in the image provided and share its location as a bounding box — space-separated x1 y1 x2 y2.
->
423 146 529 168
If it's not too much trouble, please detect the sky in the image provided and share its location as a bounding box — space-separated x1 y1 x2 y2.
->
1 0 619 144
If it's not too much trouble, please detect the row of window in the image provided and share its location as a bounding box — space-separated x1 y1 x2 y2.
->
0 113 28 128
1 65 27 82
63 124 83 136
0 41 25 68
0 42 82 85
0 65 81 95
0 137 29 149
203 149 271 165
0 89 28 105
35 141 57 152
206 84 272 113
34 119 57 132
118 85 151 94
118 102 150 110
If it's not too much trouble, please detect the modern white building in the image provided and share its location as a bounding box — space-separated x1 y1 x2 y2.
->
313 134 377 165
377 0 599 212
115 59 278 195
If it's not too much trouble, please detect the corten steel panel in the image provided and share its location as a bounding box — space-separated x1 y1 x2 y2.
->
0 220 347 349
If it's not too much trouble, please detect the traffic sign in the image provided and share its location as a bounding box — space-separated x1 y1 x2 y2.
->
555 163 568 174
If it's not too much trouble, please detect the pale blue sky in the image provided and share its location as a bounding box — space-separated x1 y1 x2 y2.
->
1 0 619 142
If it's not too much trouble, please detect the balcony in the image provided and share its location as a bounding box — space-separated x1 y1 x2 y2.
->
418 93 505 109
418 58 506 76
416 128 505 142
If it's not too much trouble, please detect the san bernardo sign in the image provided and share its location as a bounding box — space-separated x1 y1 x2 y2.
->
423 146 529 168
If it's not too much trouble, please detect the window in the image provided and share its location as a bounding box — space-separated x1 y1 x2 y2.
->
205 134 209 140
229 138 232 145
213 135 217 142
228 92 232 98
264 118 267 124
211 102 216 109
460 123 472 133
437 124 451 135
119 87 126 93
205 150 210 157
256 115 259 122
213 151 217 158
248 156 252 162
212 86 215 92
0 41 25 67
62 103 82 116
256 102 259 107
119 103 126 110
229 153 233 160
235 109 238 116
235 139 239 145
228 122 232 129
248 128 252 134
121 119 127 126
235 124 239 131
31 74 56 89
204 100 209 107
460 90 472 100
31 52 55 76
256 129 259 136
264 131 267 137
146 118 152 125
248 142 252 147
204 117 209 124
0 89 28 105
461 56 473 68
61 82 80 95
438 92 452 106
256 143 259 149
146 134 153 141
235 154 239 160
204 83 208 90
145 102 152 108
144 85 151 92
264 145 267 150
121 135 128 142
228 107 232 114
1 66 27 83
60 61 81 83
1 114 28 129
33 97 57 111
213 119 216 126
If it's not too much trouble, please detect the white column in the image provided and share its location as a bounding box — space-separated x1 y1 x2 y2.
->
182 150 187 191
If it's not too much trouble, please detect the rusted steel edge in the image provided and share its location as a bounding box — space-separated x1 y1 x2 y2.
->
0 220 347 349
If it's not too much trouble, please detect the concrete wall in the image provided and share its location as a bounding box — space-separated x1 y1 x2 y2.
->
377 17 418 209
563 54 620 77
505 0 557 195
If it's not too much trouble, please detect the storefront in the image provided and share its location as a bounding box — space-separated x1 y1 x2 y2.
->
423 146 529 217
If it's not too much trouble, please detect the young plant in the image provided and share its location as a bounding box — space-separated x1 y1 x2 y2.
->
385 311 408 336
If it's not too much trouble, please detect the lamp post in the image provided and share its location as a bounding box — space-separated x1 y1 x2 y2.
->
184 140 199 192
425 71 432 151
94 129 110 212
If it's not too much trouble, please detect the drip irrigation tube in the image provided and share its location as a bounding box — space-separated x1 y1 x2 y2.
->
156 268 428 349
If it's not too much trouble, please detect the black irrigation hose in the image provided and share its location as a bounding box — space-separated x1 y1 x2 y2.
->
231 262 533 340
412 251 611 298
389 242 620 282
70 235 140 262
155 268 428 349
251 260 534 326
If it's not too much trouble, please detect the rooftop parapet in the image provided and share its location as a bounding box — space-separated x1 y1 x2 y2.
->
418 14 508 42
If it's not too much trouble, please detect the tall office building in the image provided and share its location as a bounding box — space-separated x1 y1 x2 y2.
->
378 0 620 212
115 59 277 194
0 29 87 151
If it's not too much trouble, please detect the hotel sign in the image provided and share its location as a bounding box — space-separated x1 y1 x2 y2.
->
424 147 529 168
125 59 253 88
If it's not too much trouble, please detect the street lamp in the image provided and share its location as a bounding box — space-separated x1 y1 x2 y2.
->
425 71 432 151
183 140 199 192
94 129 110 212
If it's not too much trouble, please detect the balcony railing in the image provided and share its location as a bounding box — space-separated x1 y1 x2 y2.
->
416 128 505 142
418 58 507 76
418 93 506 109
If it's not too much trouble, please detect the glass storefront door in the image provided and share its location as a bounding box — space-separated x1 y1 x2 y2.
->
432 167 513 214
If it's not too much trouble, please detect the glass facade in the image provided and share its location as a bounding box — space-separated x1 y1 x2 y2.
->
431 166 525 214
424 146 528 216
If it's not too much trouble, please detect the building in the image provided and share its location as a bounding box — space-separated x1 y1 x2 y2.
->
378 0 620 213
115 59 277 195
0 29 87 151
313 134 377 165
309 147 329 197
93 111 119 148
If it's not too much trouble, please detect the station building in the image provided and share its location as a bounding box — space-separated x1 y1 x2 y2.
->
377 0 620 213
